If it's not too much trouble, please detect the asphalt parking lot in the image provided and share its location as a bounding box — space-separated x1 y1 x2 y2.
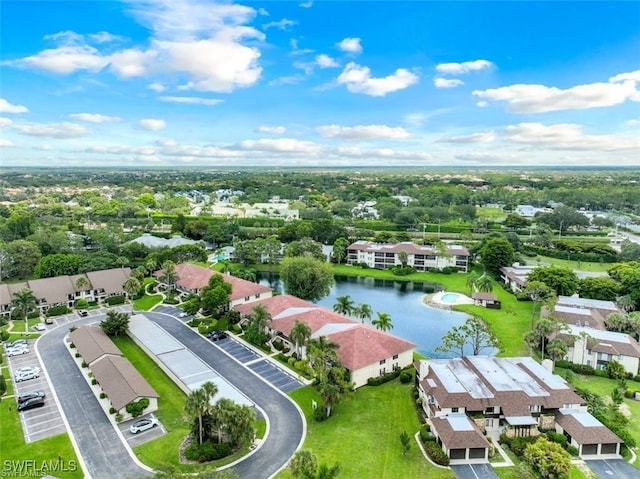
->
585 459 640 479
247 359 304 393
7 341 66 443
48 305 132 328
451 464 499 479
153 305 192 322
117 413 166 448
215 336 263 363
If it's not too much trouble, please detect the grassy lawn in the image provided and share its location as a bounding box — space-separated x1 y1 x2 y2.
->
0 362 83 478
477 207 507 221
280 381 455 479
133 294 163 311
523 255 613 273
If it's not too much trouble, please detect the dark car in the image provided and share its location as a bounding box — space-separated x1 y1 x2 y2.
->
17 397 45 411
207 330 228 341
18 391 46 403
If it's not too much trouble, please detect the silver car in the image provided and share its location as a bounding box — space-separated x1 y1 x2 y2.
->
129 416 159 434
14 366 41 382
6 346 30 357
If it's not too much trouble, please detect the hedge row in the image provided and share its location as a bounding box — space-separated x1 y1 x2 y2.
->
422 441 450 466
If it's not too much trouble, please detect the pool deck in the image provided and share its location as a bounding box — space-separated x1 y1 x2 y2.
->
424 291 474 309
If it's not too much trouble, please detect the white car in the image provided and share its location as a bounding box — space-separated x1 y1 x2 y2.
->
14 367 41 382
33 323 46 332
129 416 159 434
6 346 30 357
178 312 189 318
7 339 28 349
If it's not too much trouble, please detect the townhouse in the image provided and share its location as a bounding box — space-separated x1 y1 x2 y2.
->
416 356 622 463
347 241 470 272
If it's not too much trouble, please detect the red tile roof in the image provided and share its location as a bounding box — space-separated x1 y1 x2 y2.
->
222 274 272 301
235 294 312 317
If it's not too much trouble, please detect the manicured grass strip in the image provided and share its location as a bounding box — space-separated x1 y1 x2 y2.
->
0 365 82 478
523 255 613 273
283 382 455 479
133 294 163 311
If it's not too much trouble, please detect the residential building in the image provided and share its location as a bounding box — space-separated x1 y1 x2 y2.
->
500 266 610 293
471 293 501 309
542 296 622 330
347 241 470 272
235 294 416 388
555 409 622 457
0 268 131 317
127 233 203 249
416 356 621 463
153 263 272 307
555 325 640 376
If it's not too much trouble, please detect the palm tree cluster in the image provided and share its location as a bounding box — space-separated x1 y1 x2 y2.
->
11 288 37 332
307 336 351 418
332 295 391 330
184 382 256 454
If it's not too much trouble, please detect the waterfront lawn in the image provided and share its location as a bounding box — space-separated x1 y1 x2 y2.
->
0 364 83 478
283 381 455 479
523 255 612 273
133 294 163 311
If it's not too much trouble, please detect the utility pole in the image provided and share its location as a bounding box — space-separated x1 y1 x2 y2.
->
558 220 563 239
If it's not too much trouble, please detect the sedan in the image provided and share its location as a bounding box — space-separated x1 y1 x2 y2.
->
17 390 46 403
129 417 159 434
15 370 40 382
6 346 30 357
17 397 45 411
7 339 28 349
207 330 228 341
33 323 46 332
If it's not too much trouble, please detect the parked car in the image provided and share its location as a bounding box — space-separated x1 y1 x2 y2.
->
17 391 46 403
6 345 30 357
129 416 159 434
78 310 89 317
178 312 189 318
14 367 41 383
17 397 45 411
33 323 46 332
207 330 228 341
7 339 28 349
44 317 54 324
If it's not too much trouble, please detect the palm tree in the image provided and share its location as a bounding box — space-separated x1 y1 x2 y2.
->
117 256 129 269
354 303 373 324
75 276 90 291
397 250 409 267
12 288 37 333
290 320 312 358
308 336 340 381
160 260 178 291
145 257 158 275
605 312 627 332
250 304 271 333
466 271 479 294
579 330 591 365
372 312 393 332
123 276 141 299
474 274 495 294
546 339 568 367
333 295 355 316
184 381 218 446
617 294 636 313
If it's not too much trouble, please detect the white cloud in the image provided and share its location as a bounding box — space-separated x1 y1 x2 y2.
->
268 74 305 87
262 18 296 30
148 82 166 92
436 59 493 75
434 78 464 88
626 119 639 126
316 124 410 140
68 113 122 123
336 62 418 96
159 96 224 105
472 71 640 113
257 125 286 134
0 99 28 113
4 45 108 74
334 146 432 161
109 48 157 78
43 30 84 45
438 131 495 143
299 0 313 7
236 138 323 154
503 122 640 151
86 144 157 155
257 7 269 16
88 31 125 43
0 117 13 127
336 37 362 54
139 119 167 131
454 152 516 163
315 54 339 69
0 139 15 148
13 122 89 138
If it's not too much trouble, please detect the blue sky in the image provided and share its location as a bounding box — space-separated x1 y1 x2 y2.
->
1 0 639 167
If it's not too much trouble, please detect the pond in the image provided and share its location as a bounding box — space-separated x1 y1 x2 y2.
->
257 273 473 358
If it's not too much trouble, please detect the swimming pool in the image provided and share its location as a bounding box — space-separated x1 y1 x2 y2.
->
440 293 461 303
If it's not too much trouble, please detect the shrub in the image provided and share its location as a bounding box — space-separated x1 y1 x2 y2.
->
399 371 412 383
231 324 242 334
27 310 41 319
391 266 416 276
46 305 71 317
0 375 6 396
567 445 579 456
100 392 107 399
75 298 89 309
0 330 9 342
419 424 433 442
105 295 125 306
546 431 568 447
81 360 87 368
125 398 150 417
91 378 98 386
69 342 75 349
109 407 116 414
367 369 401 386
185 441 232 462
594 369 608 378
115 413 123 423
500 435 537 457
75 352 80 358
423 441 449 466
313 406 328 422
555 360 571 369
624 389 638 399
188 318 202 328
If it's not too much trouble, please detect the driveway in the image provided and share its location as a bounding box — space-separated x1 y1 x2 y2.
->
585 459 640 479
451 464 499 479
37 316 151 479
144 312 305 479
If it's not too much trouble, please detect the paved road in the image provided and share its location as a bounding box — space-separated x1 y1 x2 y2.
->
144 312 305 479
451 463 499 479
37 317 151 479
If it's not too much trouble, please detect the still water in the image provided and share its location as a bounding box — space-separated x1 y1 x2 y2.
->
257 273 472 358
